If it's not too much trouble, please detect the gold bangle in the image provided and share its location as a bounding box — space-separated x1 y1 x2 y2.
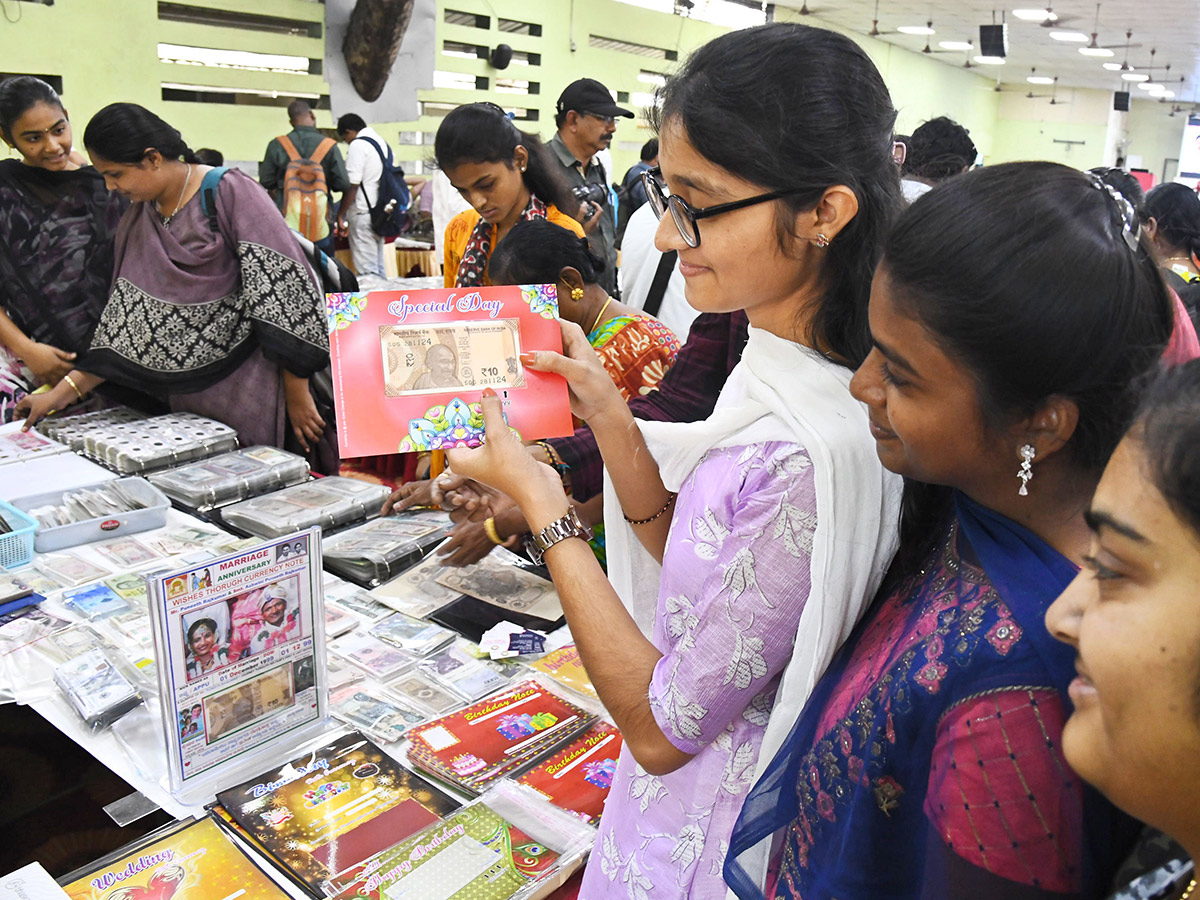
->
622 492 677 526
62 374 84 401
483 516 504 545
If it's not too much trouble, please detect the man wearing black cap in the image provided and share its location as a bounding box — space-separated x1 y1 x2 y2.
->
551 78 633 296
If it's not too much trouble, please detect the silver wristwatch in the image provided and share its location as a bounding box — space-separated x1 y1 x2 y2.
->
524 507 592 565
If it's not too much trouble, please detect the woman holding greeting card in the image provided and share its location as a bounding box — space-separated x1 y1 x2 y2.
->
442 23 903 899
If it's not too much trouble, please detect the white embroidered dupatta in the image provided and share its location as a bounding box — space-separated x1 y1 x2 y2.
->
602 325 903 894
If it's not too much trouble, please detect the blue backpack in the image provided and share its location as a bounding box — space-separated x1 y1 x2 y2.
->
356 135 411 238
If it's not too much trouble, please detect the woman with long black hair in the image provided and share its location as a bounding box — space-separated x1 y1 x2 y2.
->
440 23 904 898
726 164 1174 900
436 102 583 287
0 77 126 420
18 102 335 470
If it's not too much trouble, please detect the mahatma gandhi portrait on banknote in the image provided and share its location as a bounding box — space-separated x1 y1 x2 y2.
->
379 321 525 397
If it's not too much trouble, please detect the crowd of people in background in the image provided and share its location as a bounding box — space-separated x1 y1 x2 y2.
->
5 18 1200 899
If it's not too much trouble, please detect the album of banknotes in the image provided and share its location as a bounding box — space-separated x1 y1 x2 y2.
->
149 446 311 510
219 477 391 539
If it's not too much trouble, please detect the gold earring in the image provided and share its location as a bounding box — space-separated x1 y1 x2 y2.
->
570 287 584 301
814 233 830 248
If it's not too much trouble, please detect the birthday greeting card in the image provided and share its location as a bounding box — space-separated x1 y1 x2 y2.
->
327 285 573 458
327 803 561 900
405 680 596 794
517 721 622 824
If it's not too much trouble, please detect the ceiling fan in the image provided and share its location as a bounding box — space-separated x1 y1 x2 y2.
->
1078 4 1142 55
1036 6 1083 27
866 0 898 37
916 22 960 53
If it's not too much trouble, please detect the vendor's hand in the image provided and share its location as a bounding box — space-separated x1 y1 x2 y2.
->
15 390 58 431
382 478 434 516
437 518 519 567
335 217 348 238
432 470 502 524
523 321 625 423
284 377 325 452
446 390 565 515
21 341 75 386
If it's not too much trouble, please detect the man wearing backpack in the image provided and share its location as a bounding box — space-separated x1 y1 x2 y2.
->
259 100 348 252
334 112 391 281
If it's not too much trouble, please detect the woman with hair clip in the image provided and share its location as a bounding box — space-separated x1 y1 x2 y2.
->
724 163 1175 900
17 103 335 470
0 77 129 421
1046 358 1200 900
1145 182 1200 324
1089 167 1199 363
436 102 583 287
434 23 905 898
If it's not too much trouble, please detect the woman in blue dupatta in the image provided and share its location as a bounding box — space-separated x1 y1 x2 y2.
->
725 163 1176 898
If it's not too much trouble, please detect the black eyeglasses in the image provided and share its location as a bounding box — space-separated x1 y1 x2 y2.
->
640 166 805 248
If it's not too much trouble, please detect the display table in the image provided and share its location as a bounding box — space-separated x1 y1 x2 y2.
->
0 439 596 897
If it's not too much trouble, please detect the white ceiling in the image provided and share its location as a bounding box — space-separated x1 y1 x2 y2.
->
772 0 1200 100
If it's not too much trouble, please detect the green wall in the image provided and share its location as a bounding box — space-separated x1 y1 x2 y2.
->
1125 97 1187 181
0 0 1186 180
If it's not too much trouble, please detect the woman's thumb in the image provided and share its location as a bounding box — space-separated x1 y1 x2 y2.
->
477 387 506 436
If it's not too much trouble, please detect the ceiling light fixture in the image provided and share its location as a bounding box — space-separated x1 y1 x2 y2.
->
898 24 936 34
1122 72 1148 81
974 55 1006 64
1048 31 1088 41
938 40 974 50
1027 67 1054 84
1012 7 1055 20
1102 62 1122 70
1136 82 1163 90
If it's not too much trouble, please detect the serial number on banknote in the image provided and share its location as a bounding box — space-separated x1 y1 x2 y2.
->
379 321 524 397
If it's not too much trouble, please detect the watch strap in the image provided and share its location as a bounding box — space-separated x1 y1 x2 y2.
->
523 507 592 565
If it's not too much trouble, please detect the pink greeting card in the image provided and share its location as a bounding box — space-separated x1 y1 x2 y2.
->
327 285 573 458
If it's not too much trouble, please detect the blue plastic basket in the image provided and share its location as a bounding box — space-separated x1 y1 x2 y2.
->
0 500 38 569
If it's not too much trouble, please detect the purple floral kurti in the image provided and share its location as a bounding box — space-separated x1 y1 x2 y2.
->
581 441 818 900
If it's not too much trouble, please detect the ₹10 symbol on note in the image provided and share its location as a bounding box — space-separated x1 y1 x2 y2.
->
380 321 524 397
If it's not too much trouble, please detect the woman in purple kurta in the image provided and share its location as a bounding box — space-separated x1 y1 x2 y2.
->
436 25 904 899
590 440 819 897
18 104 333 468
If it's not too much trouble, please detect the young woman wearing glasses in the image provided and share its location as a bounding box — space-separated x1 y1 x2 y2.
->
440 23 903 899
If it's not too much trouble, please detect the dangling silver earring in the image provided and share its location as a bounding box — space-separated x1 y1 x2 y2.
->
1017 444 1035 496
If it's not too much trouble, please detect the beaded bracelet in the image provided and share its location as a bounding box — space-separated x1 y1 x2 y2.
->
535 440 569 474
623 492 677 526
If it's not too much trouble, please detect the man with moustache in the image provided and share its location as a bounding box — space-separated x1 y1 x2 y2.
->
550 78 632 296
